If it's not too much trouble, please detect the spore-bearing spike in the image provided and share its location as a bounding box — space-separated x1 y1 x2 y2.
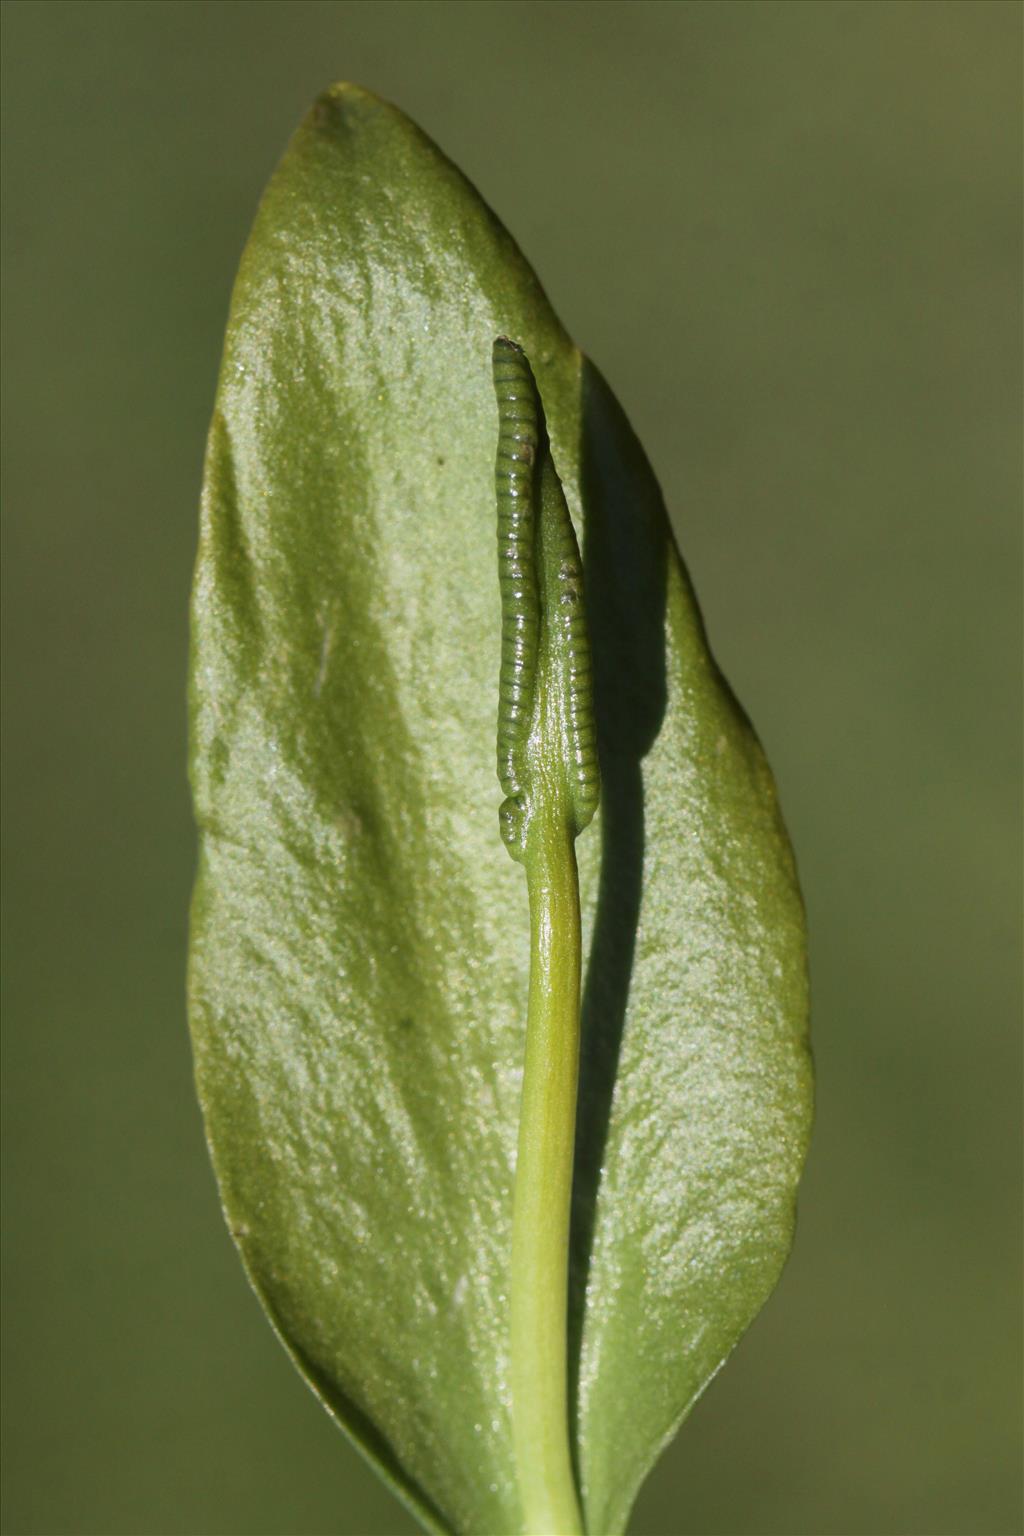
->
491 336 600 857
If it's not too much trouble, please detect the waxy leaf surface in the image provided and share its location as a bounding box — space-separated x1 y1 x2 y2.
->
189 84 813 1536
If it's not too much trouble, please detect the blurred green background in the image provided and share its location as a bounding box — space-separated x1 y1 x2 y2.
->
2 3 1020 1533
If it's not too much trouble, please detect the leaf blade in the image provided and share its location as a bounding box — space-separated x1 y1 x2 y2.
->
189 83 812 1536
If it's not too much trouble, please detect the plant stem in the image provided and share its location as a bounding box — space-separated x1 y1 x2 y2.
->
510 815 585 1536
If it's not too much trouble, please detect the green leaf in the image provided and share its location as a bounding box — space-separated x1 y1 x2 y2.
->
188 83 813 1536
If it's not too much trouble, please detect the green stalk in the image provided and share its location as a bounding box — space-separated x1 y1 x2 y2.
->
510 820 585 1536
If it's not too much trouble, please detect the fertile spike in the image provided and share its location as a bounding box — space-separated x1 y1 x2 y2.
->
491 338 599 858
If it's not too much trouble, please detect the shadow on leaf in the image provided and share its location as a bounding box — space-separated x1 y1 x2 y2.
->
569 357 670 1459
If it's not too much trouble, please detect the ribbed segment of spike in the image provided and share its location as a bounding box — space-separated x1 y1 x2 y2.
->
540 455 599 837
492 338 540 843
